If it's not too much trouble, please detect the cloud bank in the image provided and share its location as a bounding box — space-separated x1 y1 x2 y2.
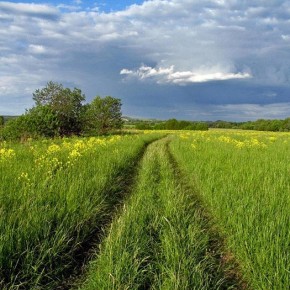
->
0 0 290 120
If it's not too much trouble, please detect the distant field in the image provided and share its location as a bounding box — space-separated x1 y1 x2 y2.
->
0 130 289 289
2 115 19 123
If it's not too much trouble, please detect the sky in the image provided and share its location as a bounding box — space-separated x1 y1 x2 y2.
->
1 0 290 121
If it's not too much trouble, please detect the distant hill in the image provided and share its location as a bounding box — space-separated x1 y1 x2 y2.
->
122 116 159 123
2 115 19 123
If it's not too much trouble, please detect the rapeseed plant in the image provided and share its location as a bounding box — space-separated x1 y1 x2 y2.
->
47 144 61 154
0 148 15 161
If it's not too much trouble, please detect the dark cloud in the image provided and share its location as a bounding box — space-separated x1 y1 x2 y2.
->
118 80 290 121
0 0 290 120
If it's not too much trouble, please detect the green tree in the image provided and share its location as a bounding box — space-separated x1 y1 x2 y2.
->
194 122 208 130
178 120 190 129
164 119 179 130
153 122 166 130
0 116 4 126
85 96 123 135
33 81 85 136
282 117 290 131
135 122 153 130
26 105 59 137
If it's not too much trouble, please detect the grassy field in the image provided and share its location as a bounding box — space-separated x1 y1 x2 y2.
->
0 133 163 289
0 130 289 289
170 130 290 289
79 137 240 289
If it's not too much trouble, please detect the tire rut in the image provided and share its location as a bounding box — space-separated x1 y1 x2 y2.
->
55 137 165 290
71 136 248 290
165 139 249 289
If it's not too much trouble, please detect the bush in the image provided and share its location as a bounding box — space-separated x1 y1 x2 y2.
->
0 116 4 126
1 115 31 140
1 106 60 141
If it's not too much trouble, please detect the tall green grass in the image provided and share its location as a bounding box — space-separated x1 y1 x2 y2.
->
79 137 238 290
2 130 288 289
0 134 162 289
170 130 290 289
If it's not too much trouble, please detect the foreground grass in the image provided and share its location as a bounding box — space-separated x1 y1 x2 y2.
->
79 137 239 290
170 130 290 289
2 129 288 289
0 133 163 289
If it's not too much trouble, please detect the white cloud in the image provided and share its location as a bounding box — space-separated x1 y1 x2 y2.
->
56 4 81 11
121 65 251 84
0 2 58 18
28 44 46 54
281 34 290 41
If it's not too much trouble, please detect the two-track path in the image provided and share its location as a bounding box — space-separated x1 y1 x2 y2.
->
73 136 246 290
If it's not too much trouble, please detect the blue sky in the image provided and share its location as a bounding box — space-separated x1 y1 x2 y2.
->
1 0 290 121
5 1 146 12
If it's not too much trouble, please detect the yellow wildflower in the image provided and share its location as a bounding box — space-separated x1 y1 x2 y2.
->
69 149 81 159
0 148 16 161
47 144 61 154
73 140 86 151
18 172 33 188
269 136 277 142
235 141 245 149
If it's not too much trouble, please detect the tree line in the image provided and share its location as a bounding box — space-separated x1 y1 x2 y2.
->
1 82 290 140
208 118 290 131
0 82 123 140
131 118 290 132
134 119 209 130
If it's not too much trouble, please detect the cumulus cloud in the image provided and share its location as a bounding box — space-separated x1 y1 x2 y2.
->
121 65 251 84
